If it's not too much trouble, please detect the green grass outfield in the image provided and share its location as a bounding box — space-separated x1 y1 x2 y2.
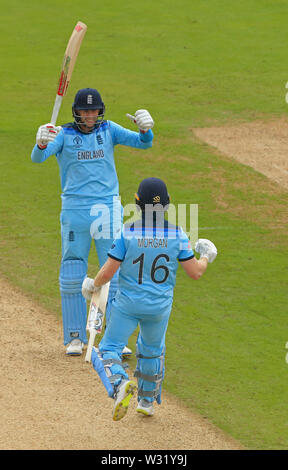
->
1 0 288 449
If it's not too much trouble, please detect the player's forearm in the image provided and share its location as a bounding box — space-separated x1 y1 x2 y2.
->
31 144 49 163
94 267 112 287
110 121 153 149
139 129 154 145
196 257 209 278
31 128 63 163
181 256 208 280
188 257 208 280
123 129 153 149
93 258 121 287
31 141 58 163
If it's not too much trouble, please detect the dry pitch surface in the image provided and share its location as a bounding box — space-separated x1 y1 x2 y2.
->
0 277 243 450
192 118 288 191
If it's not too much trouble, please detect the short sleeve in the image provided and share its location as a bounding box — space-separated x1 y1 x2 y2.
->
178 227 194 261
108 230 127 261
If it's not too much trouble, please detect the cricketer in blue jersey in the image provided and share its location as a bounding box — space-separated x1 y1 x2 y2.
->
31 88 154 356
82 177 218 421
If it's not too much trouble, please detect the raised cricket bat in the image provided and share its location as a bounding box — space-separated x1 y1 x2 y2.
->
85 282 110 363
50 21 87 125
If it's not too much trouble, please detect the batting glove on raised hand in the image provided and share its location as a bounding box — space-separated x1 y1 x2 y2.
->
126 109 154 132
82 277 101 301
195 238 218 263
36 123 62 149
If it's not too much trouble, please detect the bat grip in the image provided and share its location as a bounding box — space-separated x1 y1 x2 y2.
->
51 94 63 125
126 113 136 124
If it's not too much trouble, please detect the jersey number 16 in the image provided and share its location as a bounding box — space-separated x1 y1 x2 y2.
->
133 253 170 285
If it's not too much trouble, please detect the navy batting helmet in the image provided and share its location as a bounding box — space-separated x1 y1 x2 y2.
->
135 177 170 211
72 88 105 131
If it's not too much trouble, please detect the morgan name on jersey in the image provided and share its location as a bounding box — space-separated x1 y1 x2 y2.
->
138 237 168 249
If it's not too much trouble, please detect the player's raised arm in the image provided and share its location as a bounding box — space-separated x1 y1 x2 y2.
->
36 123 62 149
126 109 154 133
180 238 218 279
31 124 63 163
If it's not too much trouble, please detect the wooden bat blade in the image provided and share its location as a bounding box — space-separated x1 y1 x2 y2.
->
98 282 111 314
85 282 110 363
85 290 101 363
86 290 102 333
50 21 87 125
85 329 97 363
57 21 87 98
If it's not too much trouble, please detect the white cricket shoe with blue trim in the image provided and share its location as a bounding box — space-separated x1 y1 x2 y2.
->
66 339 84 356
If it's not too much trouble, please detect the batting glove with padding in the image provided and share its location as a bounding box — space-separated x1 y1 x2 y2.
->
36 123 62 149
82 277 99 301
126 109 154 132
195 238 218 263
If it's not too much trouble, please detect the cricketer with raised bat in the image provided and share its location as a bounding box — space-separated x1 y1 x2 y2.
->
81 177 218 421
31 88 154 356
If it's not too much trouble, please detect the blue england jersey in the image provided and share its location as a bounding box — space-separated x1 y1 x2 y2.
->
108 219 194 314
31 121 153 209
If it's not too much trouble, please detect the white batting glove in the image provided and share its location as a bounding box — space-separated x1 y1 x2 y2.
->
82 277 100 301
195 239 218 263
126 109 154 132
36 123 61 149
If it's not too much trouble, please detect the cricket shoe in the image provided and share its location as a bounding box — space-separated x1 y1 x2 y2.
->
136 399 154 416
112 380 137 421
66 339 84 356
121 346 132 358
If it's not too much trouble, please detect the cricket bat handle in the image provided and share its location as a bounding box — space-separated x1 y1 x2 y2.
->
126 113 136 124
50 94 63 126
85 328 97 363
